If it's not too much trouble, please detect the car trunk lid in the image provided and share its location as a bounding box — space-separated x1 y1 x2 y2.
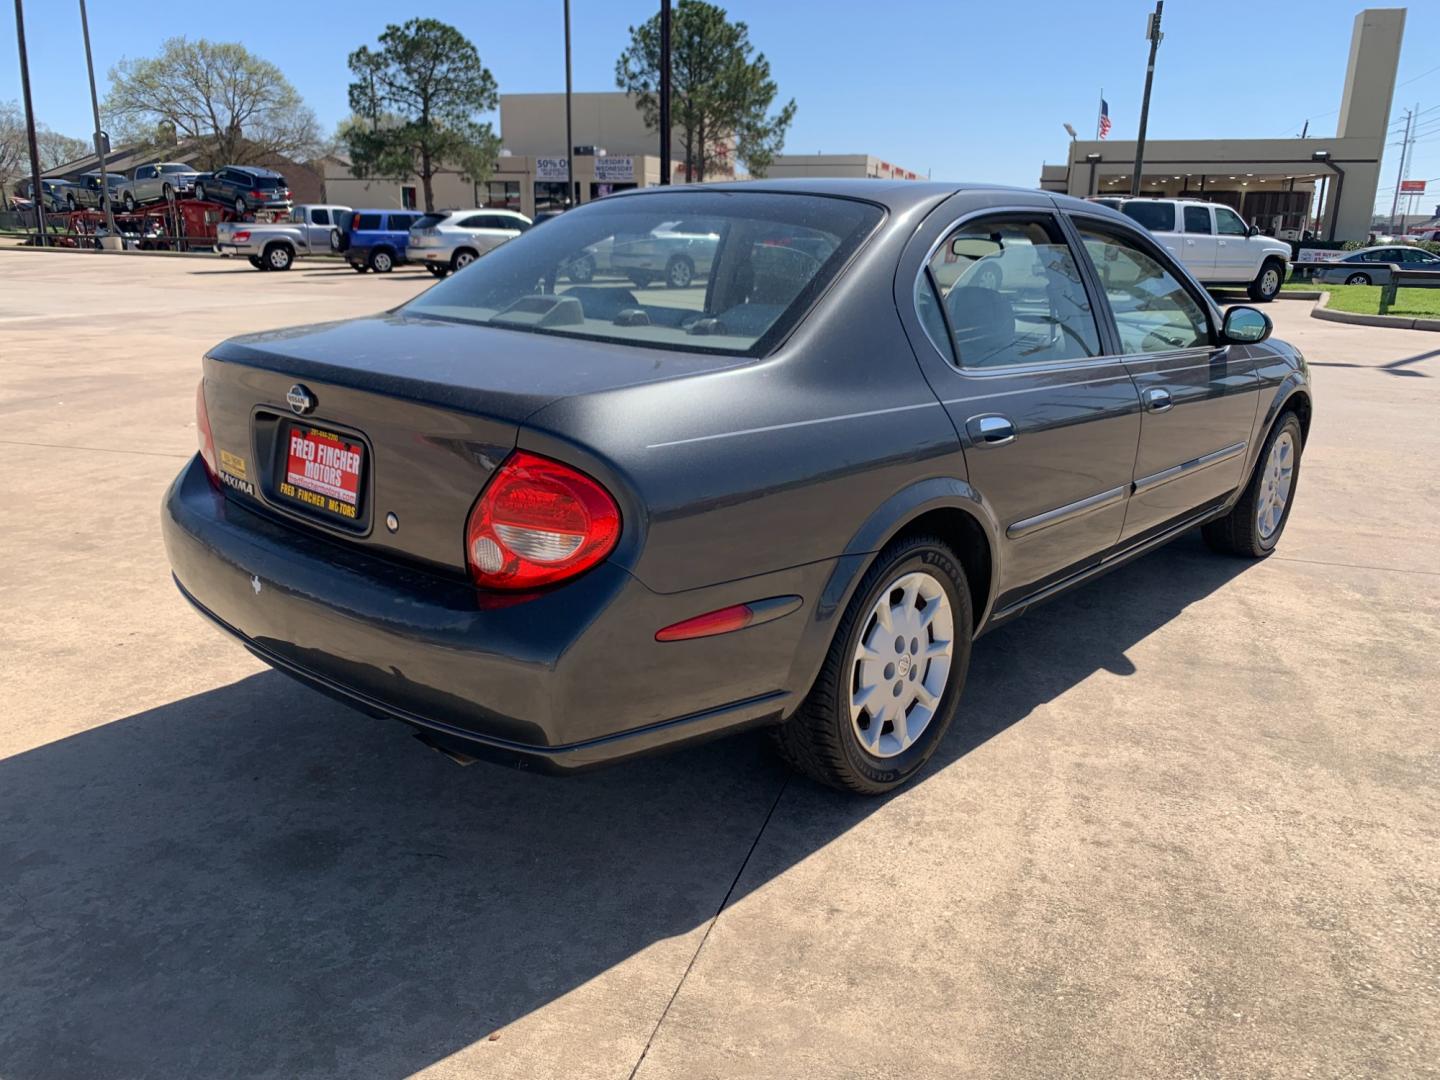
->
201 312 752 573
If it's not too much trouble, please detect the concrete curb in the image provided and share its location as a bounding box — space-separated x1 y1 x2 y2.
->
1308 290 1440 330
0 242 350 264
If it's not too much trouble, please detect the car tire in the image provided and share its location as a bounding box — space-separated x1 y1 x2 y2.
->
628 271 655 288
1344 272 1371 286
665 254 695 288
194 183 207 202
66 194 77 212
426 264 448 278
770 534 974 795
264 243 293 271
162 183 173 201
122 192 135 212
1202 411 1303 559
565 255 595 283
369 249 394 273
351 263 368 273
248 256 265 269
974 262 1002 291
451 248 478 272
1248 258 1285 302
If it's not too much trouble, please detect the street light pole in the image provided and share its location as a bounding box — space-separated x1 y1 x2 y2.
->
13 0 48 245
1131 0 1163 197
78 0 117 241
658 0 672 184
563 0 574 208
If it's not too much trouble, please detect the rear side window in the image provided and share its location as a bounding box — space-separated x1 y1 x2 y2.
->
389 214 419 230
407 191 883 356
458 215 489 229
1122 201 1176 232
310 209 330 225
920 214 1101 368
355 214 382 231
1182 206 1212 234
252 175 284 189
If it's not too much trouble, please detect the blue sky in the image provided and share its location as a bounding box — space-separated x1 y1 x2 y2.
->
4 1 1439 215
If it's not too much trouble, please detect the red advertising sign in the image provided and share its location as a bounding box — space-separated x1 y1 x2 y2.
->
285 426 363 508
1400 179 1427 194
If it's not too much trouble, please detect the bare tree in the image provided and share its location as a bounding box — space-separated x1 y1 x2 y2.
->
0 100 90 199
104 38 321 169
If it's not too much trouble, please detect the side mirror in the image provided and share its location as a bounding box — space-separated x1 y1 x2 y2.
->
1222 306 1272 344
1246 223 1260 237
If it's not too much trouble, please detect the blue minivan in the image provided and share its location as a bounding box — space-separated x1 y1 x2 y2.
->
344 209 423 273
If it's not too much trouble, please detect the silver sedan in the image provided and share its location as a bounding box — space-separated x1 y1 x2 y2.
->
1312 245 1440 285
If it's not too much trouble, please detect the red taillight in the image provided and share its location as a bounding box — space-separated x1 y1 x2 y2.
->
655 604 755 642
251 190 263 198
465 451 621 590
195 379 219 489
232 230 250 242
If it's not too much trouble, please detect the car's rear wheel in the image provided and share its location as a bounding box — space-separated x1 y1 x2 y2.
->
565 254 595 283
162 183 173 201
426 264 448 277
628 271 655 287
370 248 395 273
194 183 207 202
264 243 293 271
665 254 695 288
66 194 77 212
1248 258 1284 302
771 534 973 795
452 248 478 272
1344 272 1371 286
1202 411 1303 558
351 263 368 273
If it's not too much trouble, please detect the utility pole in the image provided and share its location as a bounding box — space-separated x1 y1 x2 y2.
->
658 0 672 183
1131 0 1163 197
78 0 117 242
563 0 574 209
13 0 48 244
1389 106 1413 234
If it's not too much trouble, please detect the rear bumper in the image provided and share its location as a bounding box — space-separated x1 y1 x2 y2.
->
162 456 825 772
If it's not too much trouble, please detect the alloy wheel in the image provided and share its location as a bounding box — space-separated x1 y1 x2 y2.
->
455 250 476 270
849 571 955 759
1261 267 1280 296
1256 430 1295 540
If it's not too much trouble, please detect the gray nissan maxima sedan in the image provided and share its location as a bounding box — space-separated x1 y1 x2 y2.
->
163 180 1312 794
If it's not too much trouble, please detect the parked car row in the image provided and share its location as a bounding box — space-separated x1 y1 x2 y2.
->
11 162 293 217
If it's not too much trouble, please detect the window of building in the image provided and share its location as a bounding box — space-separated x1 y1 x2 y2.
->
1076 224 1209 354
482 181 522 211
1182 205 1212 234
401 186 418 210
920 215 1101 369
534 181 574 215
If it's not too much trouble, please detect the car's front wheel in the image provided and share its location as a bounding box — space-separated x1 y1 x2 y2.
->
234 197 247 217
194 183 207 202
665 254 695 288
1202 411 1303 558
771 534 973 794
426 264 448 277
1345 272 1371 286
122 192 135 212
1248 258 1284 302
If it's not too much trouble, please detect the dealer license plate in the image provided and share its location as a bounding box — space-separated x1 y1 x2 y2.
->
278 424 364 521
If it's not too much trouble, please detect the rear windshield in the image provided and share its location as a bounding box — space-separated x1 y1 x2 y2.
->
159 164 190 174
405 192 883 355
355 214 382 231
415 214 448 229
1121 201 1176 232
252 175 285 189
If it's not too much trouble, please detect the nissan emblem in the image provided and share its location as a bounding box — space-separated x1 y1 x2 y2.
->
286 384 316 415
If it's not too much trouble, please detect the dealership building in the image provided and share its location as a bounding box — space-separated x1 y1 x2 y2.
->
325 92 919 218
1040 8 1405 241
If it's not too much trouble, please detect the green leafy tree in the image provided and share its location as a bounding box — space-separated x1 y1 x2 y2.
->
345 19 500 212
616 0 795 181
103 38 320 168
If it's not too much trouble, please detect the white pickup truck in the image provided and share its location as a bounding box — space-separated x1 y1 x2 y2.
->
1091 197 1292 301
214 204 352 271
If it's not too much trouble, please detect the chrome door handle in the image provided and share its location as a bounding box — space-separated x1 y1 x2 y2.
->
966 413 1016 447
1143 387 1174 413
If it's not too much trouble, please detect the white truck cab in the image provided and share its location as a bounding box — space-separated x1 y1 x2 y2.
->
1091 197 1291 301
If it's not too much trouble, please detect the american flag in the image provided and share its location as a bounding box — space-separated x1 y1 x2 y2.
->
1098 99 1112 139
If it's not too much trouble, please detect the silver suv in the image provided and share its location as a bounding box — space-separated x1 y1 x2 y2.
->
1091 197 1291 301
408 209 531 277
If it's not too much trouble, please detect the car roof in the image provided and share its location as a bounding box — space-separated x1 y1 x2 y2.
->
230 165 283 176
605 177 1036 212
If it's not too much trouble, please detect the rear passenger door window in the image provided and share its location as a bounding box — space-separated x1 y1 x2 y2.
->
1182 206 1212 234
1121 201 1177 232
310 209 329 226
920 215 1102 368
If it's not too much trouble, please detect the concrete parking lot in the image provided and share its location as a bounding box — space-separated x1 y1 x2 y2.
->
1 249 1437 1080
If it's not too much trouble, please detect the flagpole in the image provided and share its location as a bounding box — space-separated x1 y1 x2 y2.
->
1096 88 1103 139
